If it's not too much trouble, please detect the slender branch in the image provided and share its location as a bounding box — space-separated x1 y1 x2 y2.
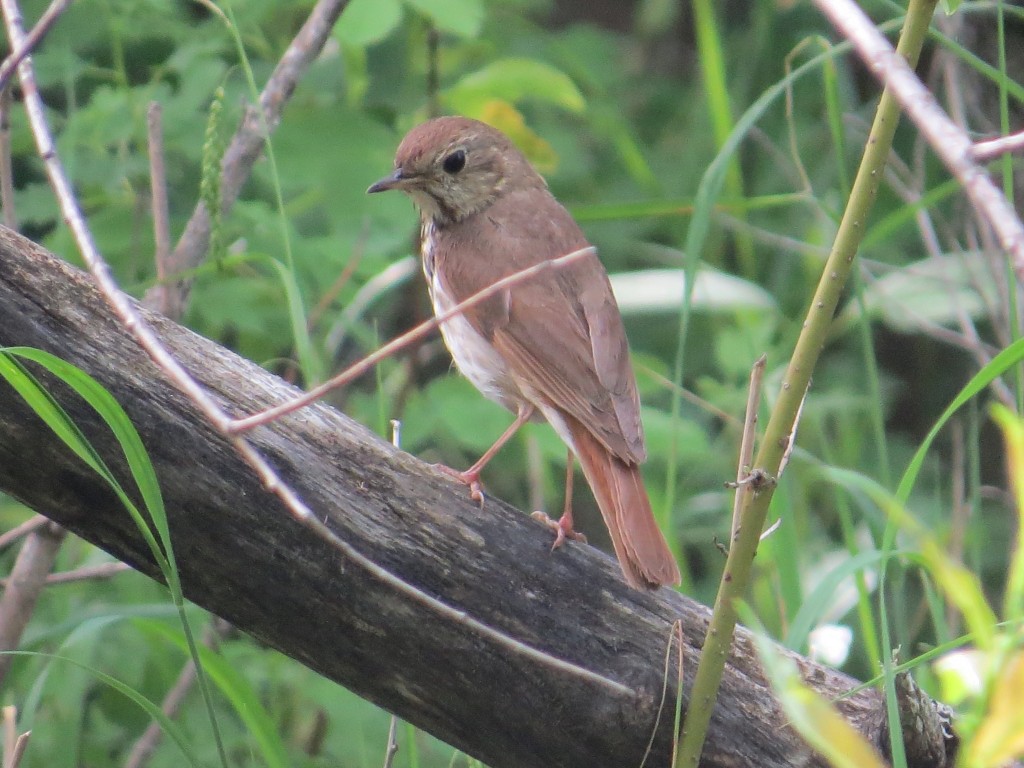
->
730 354 765 540
2 706 30 768
381 716 400 768
151 0 348 307
675 1 939 764
0 85 14 230
0 561 132 587
813 0 1024 279
228 247 594 433
0 516 45 551
144 101 176 318
0 0 71 93
973 130 1024 163
0 522 66 688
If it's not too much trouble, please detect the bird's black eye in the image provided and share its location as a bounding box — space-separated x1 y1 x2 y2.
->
442 149 466 174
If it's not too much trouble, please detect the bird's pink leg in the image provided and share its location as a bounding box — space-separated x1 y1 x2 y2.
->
436 403 534 504
531 449 587 548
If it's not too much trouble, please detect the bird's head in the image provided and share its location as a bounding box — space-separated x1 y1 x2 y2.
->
367 116 545 226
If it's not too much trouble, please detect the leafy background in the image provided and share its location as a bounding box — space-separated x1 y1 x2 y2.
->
1 0 1022 765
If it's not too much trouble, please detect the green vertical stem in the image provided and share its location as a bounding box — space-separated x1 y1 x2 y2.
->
853 268 893 488
692 0 756 277
674 1 938 765
995 0 1023 412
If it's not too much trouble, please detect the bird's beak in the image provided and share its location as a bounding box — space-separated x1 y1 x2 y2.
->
367 169 407 194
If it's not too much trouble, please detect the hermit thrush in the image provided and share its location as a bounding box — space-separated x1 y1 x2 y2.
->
368 116 680 589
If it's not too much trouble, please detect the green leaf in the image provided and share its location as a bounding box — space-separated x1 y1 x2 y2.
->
266 258 327 386
786 549 885 654
750 621 889 768
404 0 484 38
444 58 586 115
0 348 171 575
897 336 1024 503
0 348 229 764
137 620 291 768
8 650 203 767
337 0 404 47
825 466 999 652
967 652 1024 766
992 405 1024 622
838 254 1000 333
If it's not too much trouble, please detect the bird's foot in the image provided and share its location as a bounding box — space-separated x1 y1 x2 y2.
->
530 511 587 550
434 463 485 506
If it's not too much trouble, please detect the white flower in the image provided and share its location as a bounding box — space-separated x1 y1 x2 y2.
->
808 624 853 667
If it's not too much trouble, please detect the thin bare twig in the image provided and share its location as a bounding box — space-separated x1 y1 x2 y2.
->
973 130 1024 163
640 620 683 768
0 522 66 688
151 0 349 307
0 0 237 436
812 0 1024 279
2 706 30 768
228 246 595 433
0 516 46 551
324 256 417 354
144 101 176 318
0 560 131 588
0 85 14 230
730 355 766 541
381 716 400 768
0 0 71 94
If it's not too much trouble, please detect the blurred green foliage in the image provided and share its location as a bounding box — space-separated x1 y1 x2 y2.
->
2 0 1022 765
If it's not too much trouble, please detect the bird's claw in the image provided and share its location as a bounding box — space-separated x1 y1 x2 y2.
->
531 511 587 550
434 463 486 507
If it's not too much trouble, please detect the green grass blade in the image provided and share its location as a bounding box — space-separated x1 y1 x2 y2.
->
786 549 886 653
137 619 291 768
663 26 901 550
0 347 228 767
747 609 889 768
692 0 755 275
215 0 324 388
897 337 1024 503
4 347 171 564
991 405 1024 622
0 350 170 576
5 650 203 767
268 257 326 385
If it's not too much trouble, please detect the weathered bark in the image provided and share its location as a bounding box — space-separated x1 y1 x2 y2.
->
0 225 927 767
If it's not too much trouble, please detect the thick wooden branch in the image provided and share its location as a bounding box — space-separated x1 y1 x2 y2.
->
0 226 896 766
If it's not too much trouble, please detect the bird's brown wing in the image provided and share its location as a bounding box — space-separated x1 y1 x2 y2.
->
436 188 646 464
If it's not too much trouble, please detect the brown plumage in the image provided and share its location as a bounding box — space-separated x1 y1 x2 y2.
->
368 116 680 589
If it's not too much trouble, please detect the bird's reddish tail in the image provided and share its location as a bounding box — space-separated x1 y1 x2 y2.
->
567 417 681 589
